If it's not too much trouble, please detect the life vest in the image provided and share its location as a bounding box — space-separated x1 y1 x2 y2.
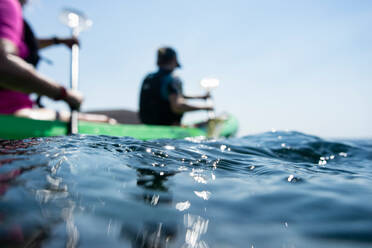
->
139 70 183 125
23 19 40 67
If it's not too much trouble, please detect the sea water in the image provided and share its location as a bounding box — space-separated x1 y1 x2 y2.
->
0 131 371 248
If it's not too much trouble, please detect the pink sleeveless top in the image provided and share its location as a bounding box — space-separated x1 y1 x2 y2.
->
0 0 33 114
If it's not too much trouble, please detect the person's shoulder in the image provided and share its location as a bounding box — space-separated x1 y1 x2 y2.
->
170 72 182 84
0 0 22 36
144 71 158 80
0 0 21 15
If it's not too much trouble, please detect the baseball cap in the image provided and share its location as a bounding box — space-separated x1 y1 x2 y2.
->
157 47 181 68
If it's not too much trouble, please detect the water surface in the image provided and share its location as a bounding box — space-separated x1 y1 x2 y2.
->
0 131 371 247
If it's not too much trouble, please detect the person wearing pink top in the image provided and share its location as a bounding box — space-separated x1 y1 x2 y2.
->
0 0 113 123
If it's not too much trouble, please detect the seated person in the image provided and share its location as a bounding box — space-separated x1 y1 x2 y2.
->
139 47 212 125
0 0 112 123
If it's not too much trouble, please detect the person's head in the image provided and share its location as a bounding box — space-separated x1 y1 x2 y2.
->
157 47 181 71
18 0 28 6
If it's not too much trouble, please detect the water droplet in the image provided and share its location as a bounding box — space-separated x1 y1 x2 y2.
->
339 152 348 157
287 175 294 182
318 157 327 166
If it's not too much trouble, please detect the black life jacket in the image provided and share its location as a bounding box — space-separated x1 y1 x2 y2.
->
139 70 183 125
23 19 40 67
23 19 46 107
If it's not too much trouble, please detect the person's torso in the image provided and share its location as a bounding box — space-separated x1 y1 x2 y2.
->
0 0 29 58
0 0 34 113
139 70 183 125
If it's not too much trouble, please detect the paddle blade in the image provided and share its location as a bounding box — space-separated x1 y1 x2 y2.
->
60 8 93 34
200 78 220 91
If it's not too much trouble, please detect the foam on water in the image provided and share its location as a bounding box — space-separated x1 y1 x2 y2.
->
0 131 372 247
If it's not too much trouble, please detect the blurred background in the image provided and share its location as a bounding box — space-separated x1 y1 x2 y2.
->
24 0 372 138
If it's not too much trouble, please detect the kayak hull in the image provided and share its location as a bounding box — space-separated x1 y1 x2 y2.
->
0 114 238 140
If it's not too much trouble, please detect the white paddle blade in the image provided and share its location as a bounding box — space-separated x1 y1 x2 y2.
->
60 8 92 34
200 78 220 91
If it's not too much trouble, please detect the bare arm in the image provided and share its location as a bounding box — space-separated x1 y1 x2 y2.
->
0 38 82 109
169 93 213 114
183 92 210 100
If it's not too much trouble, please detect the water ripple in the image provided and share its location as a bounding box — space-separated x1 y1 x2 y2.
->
0 132 371 247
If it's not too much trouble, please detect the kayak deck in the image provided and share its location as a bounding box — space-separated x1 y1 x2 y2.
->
0 114 238 140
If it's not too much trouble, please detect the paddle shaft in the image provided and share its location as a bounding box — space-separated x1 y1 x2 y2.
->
200 78 219 121
205 90 216 120
68 33 79 135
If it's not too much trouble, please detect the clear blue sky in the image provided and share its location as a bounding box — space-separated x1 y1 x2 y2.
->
24 0 372 138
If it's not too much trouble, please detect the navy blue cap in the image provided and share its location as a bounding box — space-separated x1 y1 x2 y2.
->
157 47 181 68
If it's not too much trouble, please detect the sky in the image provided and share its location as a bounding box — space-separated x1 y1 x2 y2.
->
23 0 372 138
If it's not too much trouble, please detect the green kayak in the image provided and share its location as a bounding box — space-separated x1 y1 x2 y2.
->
0 114 238 140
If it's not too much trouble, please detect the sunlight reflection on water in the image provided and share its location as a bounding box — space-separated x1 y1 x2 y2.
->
0 133 372 247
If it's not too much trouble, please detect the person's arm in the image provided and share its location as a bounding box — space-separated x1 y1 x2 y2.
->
183 92 210 100
169 93 213 114
38 37 79 50
0 38 82 109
